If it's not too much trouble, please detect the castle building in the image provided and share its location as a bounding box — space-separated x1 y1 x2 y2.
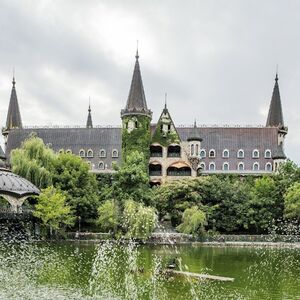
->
2 52 287 185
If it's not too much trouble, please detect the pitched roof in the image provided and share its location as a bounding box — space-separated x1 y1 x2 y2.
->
187 121 202 142
121 51 152 118
266 74 284 127
86 105 93 128
5 77 22 130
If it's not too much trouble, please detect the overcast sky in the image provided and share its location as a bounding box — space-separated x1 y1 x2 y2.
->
0 0 299 164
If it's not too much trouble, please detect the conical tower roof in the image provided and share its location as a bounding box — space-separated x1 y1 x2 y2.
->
272 144 286 159
187 120 202 142
86 104 93 128
266 74 284 127
5 77 22 130
121 51 152 118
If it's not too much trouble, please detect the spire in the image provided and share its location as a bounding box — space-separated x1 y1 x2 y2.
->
266 73 284 127
86 99 93 128
5 76 22 130
121 50 152 118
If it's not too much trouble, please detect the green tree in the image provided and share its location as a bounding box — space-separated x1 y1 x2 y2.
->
97 200 120 233
284 182 300 220
52 153 99 221
33 186 74 230
122 199 157 239
247 176 279 233
101 151 153 206
177 206 206 236
10 134 56 188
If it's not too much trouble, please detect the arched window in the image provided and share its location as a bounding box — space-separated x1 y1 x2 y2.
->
238 162 244 171
223 162 229 171
150 145 163 157
58 149 64 154
209 162 215 171
237 149 244 158
98 161 105 170
86 161 92 169
112 149 118 158
200 149 206 158
265 162 272 172
253 162 259 171
191 144 194 156
79 149 85 157
222 149 229 158
195 144 199 156
265 149 271 158
99 149 106 158
87 149 93 158
252 149 259 158
167 145 181 157
199 162 206 171
66 149 72 154
209 149 216 158
149 163 162 176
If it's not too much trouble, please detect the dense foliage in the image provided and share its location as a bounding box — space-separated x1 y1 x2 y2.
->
33 186 74 230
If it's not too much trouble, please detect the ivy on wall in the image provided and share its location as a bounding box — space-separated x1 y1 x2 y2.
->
122 115 151 169
151 119 180 147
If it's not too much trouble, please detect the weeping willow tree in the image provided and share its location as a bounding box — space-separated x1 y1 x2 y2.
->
10 134 56 188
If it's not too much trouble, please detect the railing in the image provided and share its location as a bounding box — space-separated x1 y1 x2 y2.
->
150 152 163 157
149 171 162 176
167 153 181 158
167 171 191 176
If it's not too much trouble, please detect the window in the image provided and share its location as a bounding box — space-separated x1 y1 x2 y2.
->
86 161 92 169
167 124 171 133
223 162 229 171
112 149 118 158
195 144 199 156
98 161 105 170
191 144 194 156
222 149 229 158
66 149 72 154
87 149 93 157
99 149 106 158
265 163 272 171
253 162 259 171
58 149 64 154
209 149 216 158
238 162 244 171
209 162 215 171
265 149 271 158
199 162 206 170
135 121 138 128
200 149 206 158
79 149 85 157
237 149 244 158
252 149 259 158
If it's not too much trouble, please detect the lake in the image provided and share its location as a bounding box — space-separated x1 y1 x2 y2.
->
0 240 299 299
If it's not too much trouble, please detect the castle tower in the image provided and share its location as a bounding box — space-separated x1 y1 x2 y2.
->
2 77 23 144
266 73 288 170
86 103 93 128
121 50 152 164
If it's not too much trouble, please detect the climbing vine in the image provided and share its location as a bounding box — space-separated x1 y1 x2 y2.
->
151 119 180 147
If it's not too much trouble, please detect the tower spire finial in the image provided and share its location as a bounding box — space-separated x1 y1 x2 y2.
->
164 93 167 109
194 118 197 128
135 40 139 59
275 65 279 81
88 96 91 111
12 68 15 87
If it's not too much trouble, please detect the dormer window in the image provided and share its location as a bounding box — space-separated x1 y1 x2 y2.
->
79 149 85 157
209 149 216 158
87 149 93 158
237 149 244 158
252 149 259 158
238 162 244 171
223 162 229 171
98 161 105 170
199 162 206 170
112 149 118 158
99 149 106 158
222 149 229 158
253 162 259 171
66 149 72 154
209 162 216 171
200 150 206 158
265 149 271 159
265 162 272 171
